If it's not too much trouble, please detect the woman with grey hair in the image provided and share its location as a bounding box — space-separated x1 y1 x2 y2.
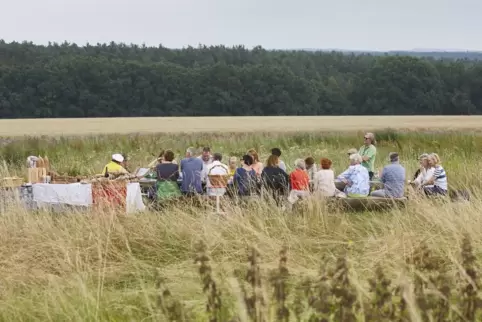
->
336 153 370 197
288 158 310 205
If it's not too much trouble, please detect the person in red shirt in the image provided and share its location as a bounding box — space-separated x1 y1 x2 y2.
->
288 159 310 206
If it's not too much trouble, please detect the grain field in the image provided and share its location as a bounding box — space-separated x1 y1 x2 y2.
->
0 115 481 136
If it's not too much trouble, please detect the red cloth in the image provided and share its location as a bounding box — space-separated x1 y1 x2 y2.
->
290 169 310 191
91 182 127 211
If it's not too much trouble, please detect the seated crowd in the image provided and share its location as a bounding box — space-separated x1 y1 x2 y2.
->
103 133 450 206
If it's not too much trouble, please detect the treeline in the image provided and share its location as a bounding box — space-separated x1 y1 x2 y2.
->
0 40 481 118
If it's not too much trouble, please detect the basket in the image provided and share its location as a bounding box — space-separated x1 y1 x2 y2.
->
208 174 229 188
0 177 24 188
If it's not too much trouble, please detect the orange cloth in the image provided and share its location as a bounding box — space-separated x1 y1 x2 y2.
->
290 169 310 191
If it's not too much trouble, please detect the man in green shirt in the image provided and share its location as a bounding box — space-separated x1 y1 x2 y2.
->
358 132 377 180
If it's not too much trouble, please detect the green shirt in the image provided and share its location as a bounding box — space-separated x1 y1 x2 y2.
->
358 144 376 172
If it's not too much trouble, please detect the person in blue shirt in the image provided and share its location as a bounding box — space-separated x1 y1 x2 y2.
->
371 152 406 198
180 147 203 195
337 153 370 197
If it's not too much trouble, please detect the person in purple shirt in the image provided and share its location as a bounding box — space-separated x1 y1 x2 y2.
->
180 147 204 195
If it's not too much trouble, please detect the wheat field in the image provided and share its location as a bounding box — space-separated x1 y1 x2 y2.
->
1 124 482 321
0 115 482 136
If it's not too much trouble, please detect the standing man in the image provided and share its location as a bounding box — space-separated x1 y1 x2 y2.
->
180 147 204 196
358 132 377 180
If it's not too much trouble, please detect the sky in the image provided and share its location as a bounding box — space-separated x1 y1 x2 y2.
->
1 0 480 51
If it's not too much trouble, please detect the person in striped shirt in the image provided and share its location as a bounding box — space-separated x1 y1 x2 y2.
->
422 153 448 196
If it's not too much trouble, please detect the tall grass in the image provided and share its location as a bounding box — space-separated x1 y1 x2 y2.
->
0 130 482 321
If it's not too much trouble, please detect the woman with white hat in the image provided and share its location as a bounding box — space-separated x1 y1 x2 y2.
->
102 153 129 177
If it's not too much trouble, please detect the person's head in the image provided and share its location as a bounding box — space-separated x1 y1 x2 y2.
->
364 132 376 146
247 149 259 163
242 154 254 166
349 153 363 165
305 157 315 170
111 153 124 165
213 152 222 162
294 158 306 170
320 158 332 170
271 148 282 157
418 153 428 166
347 148 358 157
201 147 211 161
389 152 399 163
186 147 197 158
163 150 175 162
228 156 238 169
420 156 429 168
428 153 441 167
266 154 279 167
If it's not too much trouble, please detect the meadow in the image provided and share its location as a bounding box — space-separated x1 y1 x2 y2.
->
1 117 482 321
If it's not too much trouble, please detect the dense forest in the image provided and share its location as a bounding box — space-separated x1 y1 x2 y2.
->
0 40 481 118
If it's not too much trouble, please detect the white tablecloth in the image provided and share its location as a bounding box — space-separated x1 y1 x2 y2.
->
32 183 146 213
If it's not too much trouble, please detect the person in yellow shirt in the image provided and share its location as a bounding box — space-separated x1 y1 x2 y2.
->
102 154 129 177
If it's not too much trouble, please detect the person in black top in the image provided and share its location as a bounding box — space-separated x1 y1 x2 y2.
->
261 154 289 206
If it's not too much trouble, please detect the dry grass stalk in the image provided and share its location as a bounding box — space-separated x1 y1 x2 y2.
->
304 256 334 322
460 235 479 321
366 265 395 321
268 246 290 322
331 255 357 322
155 270 186 322
194 240 223 322
241 247 266 322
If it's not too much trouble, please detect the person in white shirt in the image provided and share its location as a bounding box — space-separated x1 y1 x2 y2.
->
198 146 214 184
313 158 346 198
422 153 448 196
411 154 435 189
205 153 230 196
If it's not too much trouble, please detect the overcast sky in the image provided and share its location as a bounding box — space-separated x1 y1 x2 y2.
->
1 0 480 51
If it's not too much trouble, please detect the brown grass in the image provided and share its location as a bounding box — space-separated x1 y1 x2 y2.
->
1 116 482 136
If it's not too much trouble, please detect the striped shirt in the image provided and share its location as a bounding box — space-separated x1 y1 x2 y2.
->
433 165 448 191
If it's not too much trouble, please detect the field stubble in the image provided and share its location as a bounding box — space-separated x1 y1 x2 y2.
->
0 129 482 320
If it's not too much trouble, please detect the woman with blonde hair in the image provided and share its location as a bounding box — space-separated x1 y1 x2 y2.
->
247 149 264 176
421 153 448 196
411 153 434 189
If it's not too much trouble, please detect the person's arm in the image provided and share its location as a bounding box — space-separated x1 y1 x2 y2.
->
362 146 376 162
413 170 423 185
424 168 438 186
337 167 352 182
172 166 179 181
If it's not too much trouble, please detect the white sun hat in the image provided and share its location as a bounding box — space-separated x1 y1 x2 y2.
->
112 153 124 163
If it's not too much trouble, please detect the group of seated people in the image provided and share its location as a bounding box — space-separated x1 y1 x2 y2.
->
99 132 449 207
141 144 448 207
